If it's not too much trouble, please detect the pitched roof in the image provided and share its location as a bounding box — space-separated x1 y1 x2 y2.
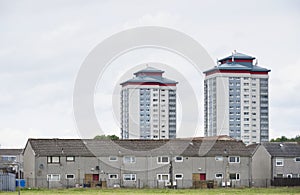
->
27 139 95 157
134 66 164 74
121 66 177 86
246 143 260 155
182 139 251 157
203 62 270 73
218 52 255 62
262 142 300 157
0 149 23 156
203 52 271 74
26 136 251 157
120 75 177 85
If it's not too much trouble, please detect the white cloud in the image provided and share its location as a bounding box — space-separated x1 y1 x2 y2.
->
123 12 179 29
0 0 300 147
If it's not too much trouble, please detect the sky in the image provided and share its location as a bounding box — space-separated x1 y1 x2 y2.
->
0 0 300 148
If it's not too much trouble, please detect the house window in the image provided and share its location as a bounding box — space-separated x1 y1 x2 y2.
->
66 156 75 162
215 156 223 161
47 174 60 181
229 173 240 180
65 174 75 179
123 156 136 163
215 173 223 179
1 156 16 162
108 174 118 179
295 157 300 162
276 174 283 178
157 156 169 164
174 156 183 162
229 156 240 163
123 174 136 181
157 174 169 181
109 156 118 161
175 174 183 180
47 156 60 164
276 158 284 166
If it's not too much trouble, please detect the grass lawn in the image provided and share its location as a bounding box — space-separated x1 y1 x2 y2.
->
1 187 300 195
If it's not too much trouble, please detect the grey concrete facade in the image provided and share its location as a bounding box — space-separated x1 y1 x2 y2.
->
250 144 272 187
271 157 300 179
249 142 300 187
23 137 253 189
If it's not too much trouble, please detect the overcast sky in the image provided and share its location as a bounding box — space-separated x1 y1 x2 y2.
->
1 0 299 148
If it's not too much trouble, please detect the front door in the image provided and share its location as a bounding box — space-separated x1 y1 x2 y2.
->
93 174 99 181
200 173 206 181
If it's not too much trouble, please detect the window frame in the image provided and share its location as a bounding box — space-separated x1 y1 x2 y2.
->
123 156 136 164
1 155 17 162
229 173 240 180
109 156 118 161
215 173 223 179
275 158 284 166
174 156 183 162
65 174 75 179
157 174 169 181
47 156 60 164
47 174 60 181
174 173 183 180
123 174 136 181
228 156 240 163
295 157 300 162
157 156 169 164
108 174 118 179
66 156 75 162
276 174 283 178
215 156 223 161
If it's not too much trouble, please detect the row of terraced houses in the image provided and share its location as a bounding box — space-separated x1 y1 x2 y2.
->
2 136 299 189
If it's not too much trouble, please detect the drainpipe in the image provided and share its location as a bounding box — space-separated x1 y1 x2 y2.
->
249 155 252 187
271 156 273 180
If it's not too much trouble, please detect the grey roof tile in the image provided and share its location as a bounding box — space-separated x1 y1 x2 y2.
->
27 136 251 157
28 139 94 157
0 149 23 156
262 142 300 157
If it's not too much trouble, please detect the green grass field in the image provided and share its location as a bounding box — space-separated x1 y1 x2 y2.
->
1 187 300 195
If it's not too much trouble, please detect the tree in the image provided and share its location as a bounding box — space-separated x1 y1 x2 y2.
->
270 135 300 142
94 134 119 140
